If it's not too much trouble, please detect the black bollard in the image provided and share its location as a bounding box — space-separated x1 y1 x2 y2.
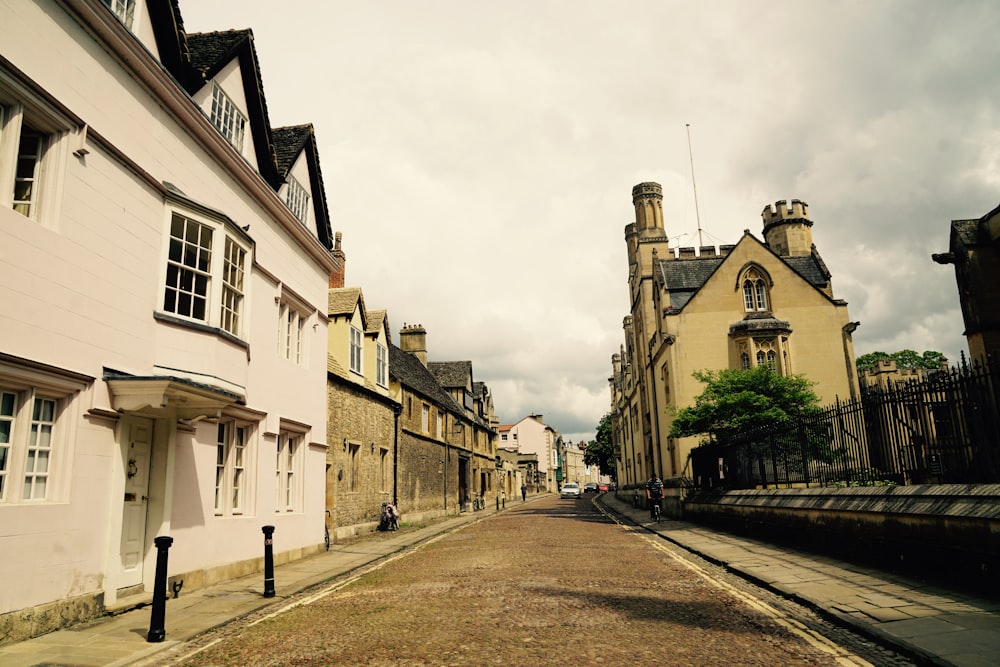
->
146 536 174 642
502 495 505 509
496 496 500 510
262 525 276 597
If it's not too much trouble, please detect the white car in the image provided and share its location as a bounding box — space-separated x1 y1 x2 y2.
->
560 483 581 499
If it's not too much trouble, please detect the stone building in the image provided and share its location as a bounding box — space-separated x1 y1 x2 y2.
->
325 239 400 539
390 326 498 517
610 182 860 488
933 202 1000 363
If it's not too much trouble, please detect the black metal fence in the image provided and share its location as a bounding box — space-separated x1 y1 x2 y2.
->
690 358 1000 490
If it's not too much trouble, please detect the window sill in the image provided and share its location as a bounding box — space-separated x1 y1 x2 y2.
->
154 311 249 349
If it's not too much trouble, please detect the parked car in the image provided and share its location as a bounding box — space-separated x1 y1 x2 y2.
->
583 483 599 493
598 484 610 492
560 483 581 499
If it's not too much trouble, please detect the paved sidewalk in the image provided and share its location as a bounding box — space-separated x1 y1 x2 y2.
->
600 493 1000 667
0 503 513 667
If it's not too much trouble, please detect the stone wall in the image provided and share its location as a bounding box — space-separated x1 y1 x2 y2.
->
326 378 398 532
681 484 1000 594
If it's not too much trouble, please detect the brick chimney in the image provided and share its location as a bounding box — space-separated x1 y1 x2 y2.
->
399 324 428 367
329 231 346 288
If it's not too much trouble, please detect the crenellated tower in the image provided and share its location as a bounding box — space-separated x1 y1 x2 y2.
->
762 199 814 257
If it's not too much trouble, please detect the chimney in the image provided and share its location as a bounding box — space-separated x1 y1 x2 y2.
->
329 231 346 288
399 324 428 367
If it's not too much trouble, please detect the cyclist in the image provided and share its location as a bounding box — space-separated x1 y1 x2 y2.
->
645 472 664 520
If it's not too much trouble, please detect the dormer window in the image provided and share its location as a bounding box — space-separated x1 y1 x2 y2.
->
210 85 246 153
103 0 136 30
285 177 309 224
741 268 769 312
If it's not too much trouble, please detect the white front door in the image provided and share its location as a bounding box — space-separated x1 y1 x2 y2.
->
119 416 153 589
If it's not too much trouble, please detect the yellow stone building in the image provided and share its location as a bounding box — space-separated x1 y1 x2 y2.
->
610 182 860 487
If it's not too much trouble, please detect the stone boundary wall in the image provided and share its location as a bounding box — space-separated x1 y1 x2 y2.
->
681 484 1000 594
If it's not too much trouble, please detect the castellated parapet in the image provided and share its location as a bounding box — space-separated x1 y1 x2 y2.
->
762 198 814 257
762 199 811 225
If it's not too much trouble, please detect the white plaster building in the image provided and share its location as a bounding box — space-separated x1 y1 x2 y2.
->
0 0 337 640
497 414 558 491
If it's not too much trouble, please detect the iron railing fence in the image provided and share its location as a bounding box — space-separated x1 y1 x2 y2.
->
690 357 1000 490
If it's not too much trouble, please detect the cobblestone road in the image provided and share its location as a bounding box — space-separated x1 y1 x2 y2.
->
164 496 915 666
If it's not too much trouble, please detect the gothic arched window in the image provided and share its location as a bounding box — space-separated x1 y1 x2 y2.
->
741 267 770 312
741 352 751 369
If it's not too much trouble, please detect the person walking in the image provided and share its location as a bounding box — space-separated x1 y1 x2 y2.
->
521 484 527 502
645 473 664 520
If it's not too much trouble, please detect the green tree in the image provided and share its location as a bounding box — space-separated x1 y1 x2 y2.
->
668 366 823 444
856 349 948 372
584 412 616 480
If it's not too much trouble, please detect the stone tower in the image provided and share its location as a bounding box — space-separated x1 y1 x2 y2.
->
762 199 814 257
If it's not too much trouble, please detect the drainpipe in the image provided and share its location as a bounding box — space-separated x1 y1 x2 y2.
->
392 404 401 508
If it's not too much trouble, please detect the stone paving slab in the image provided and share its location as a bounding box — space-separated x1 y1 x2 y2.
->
601 493 1000 667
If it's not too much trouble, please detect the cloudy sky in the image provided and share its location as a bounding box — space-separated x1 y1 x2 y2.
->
183 1 999 442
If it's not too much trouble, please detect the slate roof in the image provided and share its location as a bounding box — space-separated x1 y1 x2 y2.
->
389 345 464 415
271 125 312 177
657 238 835 312
271 123 334 250
145 5 334 251
184 29 280 187
428 361 472 389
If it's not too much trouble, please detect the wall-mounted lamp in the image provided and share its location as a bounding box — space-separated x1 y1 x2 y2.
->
342 438 348 452
370 442 375 453
453 421 465 434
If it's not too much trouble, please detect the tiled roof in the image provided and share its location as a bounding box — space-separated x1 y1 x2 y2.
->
428 361 472 388
327 354 348 380
272 125 312 178
366 309 387 336
658 239 835 311
389 345 464 415
186 30 248 74
328 287 362 317
658 257 725 310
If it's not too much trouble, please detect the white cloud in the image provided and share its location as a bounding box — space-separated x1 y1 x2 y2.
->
182 0 1000 442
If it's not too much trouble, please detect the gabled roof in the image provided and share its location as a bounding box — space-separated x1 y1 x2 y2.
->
184 29 280 188
145 5 335 251
657 234 836 312
389 344 464 415
428 360 472 389
365 309 388 337
272 124 334 250
328 287 365 328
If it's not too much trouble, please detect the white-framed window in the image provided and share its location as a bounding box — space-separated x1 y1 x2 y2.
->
215 421 250 516
275 430 300 512
421 404 429 433
220 238 246 336
349 326 363 374
162 211 251 337
210 84 246 153
741 268 770 312
284 177 310 224
0 389 62 502
0 81 71 225
741 352 751 370
376 344 388 387
103 0 136 30
276 287 312 366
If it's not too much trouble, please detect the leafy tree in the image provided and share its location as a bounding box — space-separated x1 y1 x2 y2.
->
856 349 948 372
584 412 616 480
668 366 823 445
